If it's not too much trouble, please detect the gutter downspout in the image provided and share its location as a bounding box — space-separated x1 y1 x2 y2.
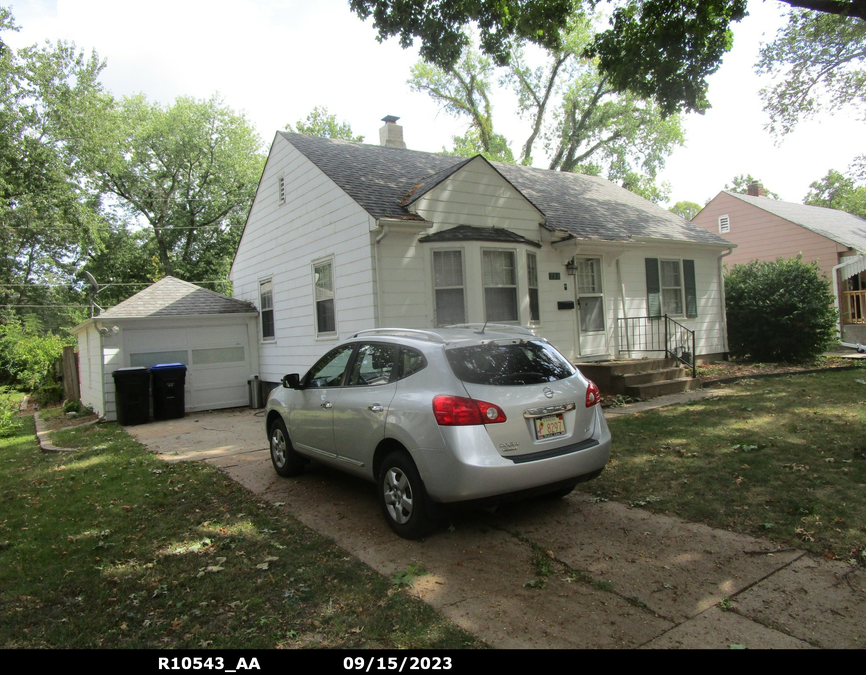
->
373 224 391 328
612 252 627 359
718 248 734 355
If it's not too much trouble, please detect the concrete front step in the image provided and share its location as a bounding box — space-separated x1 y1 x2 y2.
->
577 359 694 396
624 377 703 399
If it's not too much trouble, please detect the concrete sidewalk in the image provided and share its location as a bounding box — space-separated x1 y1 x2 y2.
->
110 401 866 650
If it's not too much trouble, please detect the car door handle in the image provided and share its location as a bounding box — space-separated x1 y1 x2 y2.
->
368 404 385 413
321 401 333 409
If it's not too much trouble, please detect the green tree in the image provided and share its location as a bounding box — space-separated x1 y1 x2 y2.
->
409 24 682 201
725 256 838 362
724 174 781 200
0 315 68 390
351 0 864 115
87 94 265 287
0 7 109 329
757 10 866 137
286 106 365 142
409 51 515 163
669 200 702 220
804 165 866 219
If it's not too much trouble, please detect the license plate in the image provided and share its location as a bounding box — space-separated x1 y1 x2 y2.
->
535 414 565 440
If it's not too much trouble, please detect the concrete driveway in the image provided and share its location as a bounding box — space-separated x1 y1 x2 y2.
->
127 405 866 649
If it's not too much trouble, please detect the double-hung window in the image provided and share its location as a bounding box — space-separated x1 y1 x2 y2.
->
433 250 466 326
483 250 518 322
259 279 275 340
645 258 697 319
314 260 336 335
527 252 540 323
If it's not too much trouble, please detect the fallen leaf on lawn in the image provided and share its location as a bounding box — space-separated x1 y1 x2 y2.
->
256 562 270 570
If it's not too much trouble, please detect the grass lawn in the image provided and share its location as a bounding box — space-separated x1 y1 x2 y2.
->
0 415 483 649
580 369 866 563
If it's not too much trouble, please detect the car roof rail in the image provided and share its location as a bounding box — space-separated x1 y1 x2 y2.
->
446 323 536 337
350 328 447 344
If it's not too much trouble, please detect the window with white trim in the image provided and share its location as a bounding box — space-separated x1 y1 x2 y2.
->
645 258 698 319
482 249 518 322
718 214 730 233
314 260 336 335
433 250 466 326
660 260 684 316
260 279 275 340
527 252 540 323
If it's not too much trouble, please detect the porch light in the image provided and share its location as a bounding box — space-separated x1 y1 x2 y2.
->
565 259 576 276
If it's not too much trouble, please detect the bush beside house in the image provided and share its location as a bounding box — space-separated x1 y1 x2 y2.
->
725 256 838 362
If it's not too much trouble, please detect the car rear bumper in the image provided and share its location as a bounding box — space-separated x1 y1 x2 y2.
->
412 407 611 503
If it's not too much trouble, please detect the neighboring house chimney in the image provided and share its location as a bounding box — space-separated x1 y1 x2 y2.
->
747 181 766 197
379 115 406 149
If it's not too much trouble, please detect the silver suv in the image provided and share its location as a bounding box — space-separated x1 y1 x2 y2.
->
265 325 611 538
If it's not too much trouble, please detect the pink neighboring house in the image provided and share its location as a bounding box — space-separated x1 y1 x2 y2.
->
692 183 866 344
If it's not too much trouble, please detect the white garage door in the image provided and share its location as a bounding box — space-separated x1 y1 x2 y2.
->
124 323 252 412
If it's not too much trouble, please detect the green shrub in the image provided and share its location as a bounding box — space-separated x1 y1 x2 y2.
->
33 380 63 407
61 399 94 417
0 317 68 391
725 257 838 362
0 388 21 437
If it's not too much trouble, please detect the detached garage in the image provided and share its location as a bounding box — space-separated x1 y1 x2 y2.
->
71 276 260 422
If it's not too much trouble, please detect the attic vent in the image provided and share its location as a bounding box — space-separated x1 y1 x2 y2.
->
718 215 730 234
278 176 286 205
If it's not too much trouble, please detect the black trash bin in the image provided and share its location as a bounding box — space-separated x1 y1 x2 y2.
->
150 363 187 420
112 367 150 426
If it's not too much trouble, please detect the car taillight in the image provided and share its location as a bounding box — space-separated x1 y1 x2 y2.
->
432 395 507 426
585 380 601 407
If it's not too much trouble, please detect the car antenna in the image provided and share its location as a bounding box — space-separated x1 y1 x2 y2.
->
475 320 489 335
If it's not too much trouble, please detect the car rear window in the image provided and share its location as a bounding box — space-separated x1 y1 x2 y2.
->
445 340 576 385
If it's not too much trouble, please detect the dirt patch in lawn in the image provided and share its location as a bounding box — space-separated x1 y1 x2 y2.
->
698 356 858 384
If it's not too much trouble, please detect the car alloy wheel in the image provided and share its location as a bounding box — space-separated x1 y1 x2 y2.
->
269 418 304 477
378 451 435 539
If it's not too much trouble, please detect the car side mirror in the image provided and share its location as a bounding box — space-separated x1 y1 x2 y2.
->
282 373 302 389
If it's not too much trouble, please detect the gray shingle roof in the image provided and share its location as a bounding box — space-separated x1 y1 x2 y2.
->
726 191 866 252
99 276 257 319
419 224 542 247
281 133 731 245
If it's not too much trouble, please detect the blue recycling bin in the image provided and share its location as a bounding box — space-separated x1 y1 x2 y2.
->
150 363 187 420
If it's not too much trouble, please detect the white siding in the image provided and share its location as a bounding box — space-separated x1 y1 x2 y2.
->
76 324 105 417
411 157 544 239
615 246 727 358
231 134 376 381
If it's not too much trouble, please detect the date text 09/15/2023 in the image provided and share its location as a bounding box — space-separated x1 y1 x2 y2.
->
156 656 454 672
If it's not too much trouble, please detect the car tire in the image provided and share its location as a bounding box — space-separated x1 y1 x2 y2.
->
378 451 436 539
269 418 304 477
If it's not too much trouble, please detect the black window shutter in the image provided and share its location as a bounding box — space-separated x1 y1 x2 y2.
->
645 258 661 318
683 259 698 318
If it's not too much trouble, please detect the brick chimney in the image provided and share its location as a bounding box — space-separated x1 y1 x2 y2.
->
379 115 406 149
747 181 766 197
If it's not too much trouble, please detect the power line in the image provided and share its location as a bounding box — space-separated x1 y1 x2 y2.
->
2 304 91 308
0 280 228 287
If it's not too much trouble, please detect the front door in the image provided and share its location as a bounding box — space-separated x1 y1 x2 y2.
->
574 257 607 357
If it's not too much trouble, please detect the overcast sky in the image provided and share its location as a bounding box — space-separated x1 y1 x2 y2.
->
7 0 864 207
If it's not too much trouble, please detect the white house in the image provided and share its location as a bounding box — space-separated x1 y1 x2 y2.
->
231 119 735 390
71 276 260 421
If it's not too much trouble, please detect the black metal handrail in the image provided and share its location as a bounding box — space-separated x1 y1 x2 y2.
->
617 315 696 378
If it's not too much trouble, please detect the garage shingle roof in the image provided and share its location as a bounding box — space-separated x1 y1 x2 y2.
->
99 276 258 318
281 132 730 245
